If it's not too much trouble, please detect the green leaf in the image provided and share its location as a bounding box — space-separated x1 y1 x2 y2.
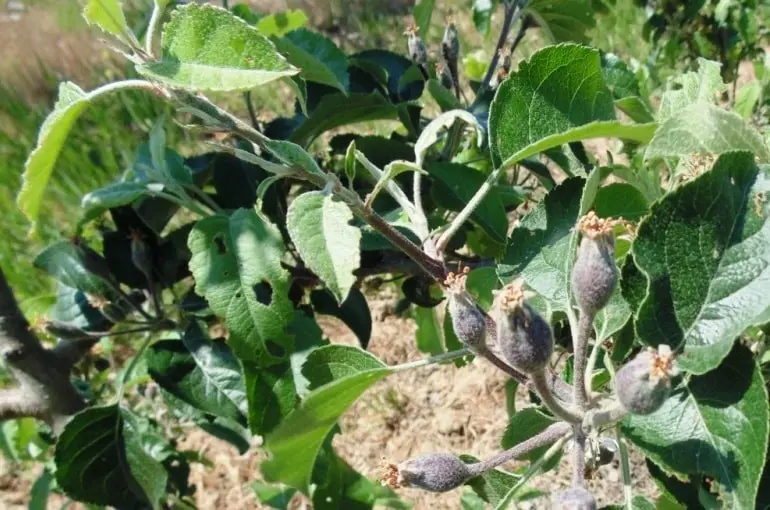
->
461 455 519 506
472 0 498 34
412 0 435 39
593 182 650 221
55 405 168 507
465 266 499 311
137 4 297 91
368 159 426 205
633 152 770 373
645 103 770 162
262 363 392 492
310 289 371 349
287 192 361 304
497 177 584 311
33 241 109 295
288 310 327 399
29 469 54 510
501 408 556 461
188 208 294 365
658 58 724 121
81 181 153 219
243 361 296 435
525 0 595 43
615 96 655 123
17 81 149 230
82 0 131 40
427 78 461 111
290 92 400 147
622 346 769 509
273 29 348 92
256 9 308 37
593 288 631 343
253 482 297 509
412 306 445 355
735 81 761 120
302 345 385 390
429 162 510 244
264 138 324 175
146 322 247 421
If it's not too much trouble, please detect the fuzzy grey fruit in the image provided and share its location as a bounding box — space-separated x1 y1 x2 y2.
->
441 23 460 64
552 487 597 510
448 293 486 349
616 346 677 415
571 212 619 314
496 282 553 373
398 453 470 492
406 33 428 66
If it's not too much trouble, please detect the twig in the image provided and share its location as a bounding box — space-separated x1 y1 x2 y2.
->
243 91 259 129
393 347 472 371
573 312 594 410
531 370 583 423
467 422 571 475
478 1 527 96
584 335 603 400
572 425 586 487
145 0 165 55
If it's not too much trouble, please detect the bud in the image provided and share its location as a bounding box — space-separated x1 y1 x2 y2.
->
552 487 597 510
397 453 470 492
615 345 677 415
130 228 154 279
444 268 486 349
441 22 460 65
404 22 428 66
571 212 619 314
496 281 553 373
436 62 454 91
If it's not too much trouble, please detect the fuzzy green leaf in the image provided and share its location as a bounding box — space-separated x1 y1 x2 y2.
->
274 29 348 92
33 241 109 296
262 352 390 492
187 208 293 365
622 346 769 509
302 345 385 390
490 44 617 167
633 152 770 373
55 405 168 507
287 192 361 304
658 58 724 121
501 408 556 461
137 4 297 91
82 0 131 40
18 81 148 230
243 361 296 435
645 103 770 162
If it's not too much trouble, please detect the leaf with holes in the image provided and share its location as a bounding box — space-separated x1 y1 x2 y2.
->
188 208 294 365
137 4 297 91
287 191 361 304
55 405 167 507
632 152 770 373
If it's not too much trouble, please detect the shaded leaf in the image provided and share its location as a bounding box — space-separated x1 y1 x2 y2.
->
274 29 348 92
302 345 385 390
412 0 435 39
55 405 168 507
525 0 595 43
311 289 371 349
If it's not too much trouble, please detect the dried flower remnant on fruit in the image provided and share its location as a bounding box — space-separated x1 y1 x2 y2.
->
496 280 553 373
444 268 486 349
571 212 620 314
381 462 401 489
615 345 677 415
552 487 597 510
396 453 470 492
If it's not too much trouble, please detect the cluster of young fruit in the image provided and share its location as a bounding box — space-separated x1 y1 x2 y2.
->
387 212 678 509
